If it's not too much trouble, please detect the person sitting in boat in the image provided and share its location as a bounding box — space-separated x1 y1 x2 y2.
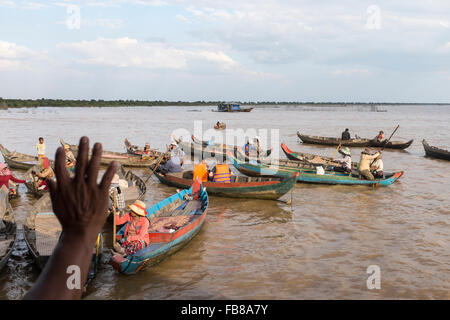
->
0 162 25 196
114 200 150 256
359 148 381 180
215 121 221 129
109 174 125 214
168 142 186 166
209 160 232 183
335 147 352 174
32 157 55 190
193 160 209 182
159 153 183 173
36 137 46 160
64 144 76 169
141 143 153 159
376 131 385 142
341 128 351 140
370 152 384 178
244 140 251 157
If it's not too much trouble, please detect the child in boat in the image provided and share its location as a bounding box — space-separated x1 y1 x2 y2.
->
64 144 76 169
114 200 150 255
209 160 232 183
0 163 25 195
36 137 46 160
371 153 384 178
109 174 125 214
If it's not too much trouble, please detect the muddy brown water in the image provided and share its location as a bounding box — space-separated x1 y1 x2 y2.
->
0 105 449 299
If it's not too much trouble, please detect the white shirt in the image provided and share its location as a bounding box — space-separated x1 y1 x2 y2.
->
36 143 46 155
371 159 383 172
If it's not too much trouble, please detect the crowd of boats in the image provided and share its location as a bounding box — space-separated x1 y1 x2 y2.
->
0 129 448 293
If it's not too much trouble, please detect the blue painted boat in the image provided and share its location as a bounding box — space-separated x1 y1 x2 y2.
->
110 179 208 275
228 152 403 187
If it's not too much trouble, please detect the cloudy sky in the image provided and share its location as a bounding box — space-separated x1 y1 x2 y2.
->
0 0 449 102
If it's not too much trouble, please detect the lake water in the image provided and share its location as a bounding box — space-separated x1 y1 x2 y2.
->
0 105 449 299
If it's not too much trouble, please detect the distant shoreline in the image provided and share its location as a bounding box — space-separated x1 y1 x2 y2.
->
0 99 449 109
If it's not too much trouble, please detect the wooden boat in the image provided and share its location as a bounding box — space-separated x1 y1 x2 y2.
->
0 185 17 272
214 122 226 130
228 152 404 187
110 179 208 275
124 138 162 158
281 143 358 169
0 144 53 170
61 138 163 168
297 132 413 150
23 193 103 287
191 135 272 157
215 102 253 112
422 140 450 161
155 170 297 200
24 165 48 198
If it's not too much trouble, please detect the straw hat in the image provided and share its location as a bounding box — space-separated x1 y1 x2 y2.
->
64 144 70 150
129 200 146 216
339 147 351 156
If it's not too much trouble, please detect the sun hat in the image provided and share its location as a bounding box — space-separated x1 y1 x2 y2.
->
129 200 146 216
111 174 120 185
364 147 372 154
340 147 351 156
64 144 70 149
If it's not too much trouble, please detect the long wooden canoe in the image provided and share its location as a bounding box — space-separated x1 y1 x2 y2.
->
124 138 163 159
281 143 358 169
0 144 53 170
61 138 161 168
0 185 16 272
228 152 403 187
422 140 450 161
23 193 103 288
155 170 297 200
110 179 208 275
192 135 272 157
297 132 413 150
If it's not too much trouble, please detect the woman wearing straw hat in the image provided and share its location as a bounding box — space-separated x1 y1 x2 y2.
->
63 144 76 169
114 200 150 255
335 147 352 174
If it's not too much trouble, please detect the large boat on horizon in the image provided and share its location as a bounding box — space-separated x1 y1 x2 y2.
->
215 102 253 112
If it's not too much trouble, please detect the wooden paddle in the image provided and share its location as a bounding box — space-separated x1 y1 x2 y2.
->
380 125 400 151
112 190 117 248
144 147 169 183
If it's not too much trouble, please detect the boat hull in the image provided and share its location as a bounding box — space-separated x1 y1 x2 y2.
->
422 140 450 161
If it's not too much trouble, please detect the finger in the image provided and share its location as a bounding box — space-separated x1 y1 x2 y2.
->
87 142 102 186
75 136 89 181
99 161 118 191
54 147 70 189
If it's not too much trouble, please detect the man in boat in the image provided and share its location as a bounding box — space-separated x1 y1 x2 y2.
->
32 157 55 190
341 128 351 140
375 131 385 142
113 200 150 256
109 174 125 214
193 160 209 182
334 147 352 174
370 153 384 178
359 148 381 180
159 152 183 173
168 142 185 166
209 160 232 183
63 144 76 169
36 137 46 160
0 162 25 196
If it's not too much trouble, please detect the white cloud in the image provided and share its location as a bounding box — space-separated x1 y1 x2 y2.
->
0 41 38 70
332 68 370 76
58 37 238 71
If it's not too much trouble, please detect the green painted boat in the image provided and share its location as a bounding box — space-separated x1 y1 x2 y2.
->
154 170 297 200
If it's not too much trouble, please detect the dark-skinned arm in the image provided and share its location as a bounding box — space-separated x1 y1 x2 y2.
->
23 136 118 300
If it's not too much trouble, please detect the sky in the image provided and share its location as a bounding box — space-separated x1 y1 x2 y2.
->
0 0 449 102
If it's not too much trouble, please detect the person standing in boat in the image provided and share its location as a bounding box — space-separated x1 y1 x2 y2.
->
109 174 125 214
370 153 384 178
335 147 352 174
341 128 351 140
114 200 149 255
36 137 46 160
0 162 25 195
376 131 385 142
63 144 76 169
358 148 381 180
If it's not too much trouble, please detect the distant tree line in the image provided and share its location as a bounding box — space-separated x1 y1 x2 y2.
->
0 97 448 109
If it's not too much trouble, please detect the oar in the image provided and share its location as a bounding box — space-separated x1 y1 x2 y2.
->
144 147 169 183
112 190 117 249
380 125 400 151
